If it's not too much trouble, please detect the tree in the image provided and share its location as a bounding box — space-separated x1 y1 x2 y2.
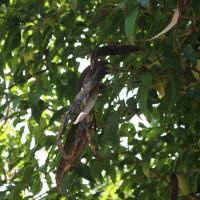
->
0 0 200 199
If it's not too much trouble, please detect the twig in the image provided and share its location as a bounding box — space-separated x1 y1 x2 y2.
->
7 68 47 90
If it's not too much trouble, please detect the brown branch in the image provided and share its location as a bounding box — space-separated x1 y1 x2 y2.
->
170 173 178 200
56 61 108 193
180 15 200 21
7 68 47 90
181 26 200 44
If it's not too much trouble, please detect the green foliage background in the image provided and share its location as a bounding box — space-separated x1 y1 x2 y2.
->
0 0 200 199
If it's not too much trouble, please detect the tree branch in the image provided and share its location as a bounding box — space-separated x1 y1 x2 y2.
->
7 68 47 90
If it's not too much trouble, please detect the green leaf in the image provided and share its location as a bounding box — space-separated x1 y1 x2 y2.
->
0 1 200 199
31 178 43 195
140 72 152 85
183 45 193 56
141 127 163 139
13 96 21 110
97 147 111 167
142 161 150 177
0 53 4 76
117 0 128 9
188 87 200 102
70 0 77 12
45 173 52 188
137 85 148 116
0 80 6 95
32 118 47 144
141 146 153 177
61 173 75 194
104 113 120 149
126 96 137 110
137 73 152 117
4 18 21 53
62 12 76 35
49 107 67 126
6 31 21 53
161 134 175 145
9 184 27 200
31 99 45 124
192 0 200 17
75 166 95 183
125 5 139 44
119 178 132 191
33 28 42 51
22 163 34 184
0 21 7 41
160 54 181 112
100 10 124 40
23 47 33 64
177 174 190 195
108 166 116 183
29 93 42 107
90 159 102 180
0 191 6 200
137 0 150 8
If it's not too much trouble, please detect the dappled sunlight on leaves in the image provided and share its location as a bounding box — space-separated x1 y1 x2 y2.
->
0 0 200 199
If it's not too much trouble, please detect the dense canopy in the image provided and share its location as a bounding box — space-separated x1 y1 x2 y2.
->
0 0 200 199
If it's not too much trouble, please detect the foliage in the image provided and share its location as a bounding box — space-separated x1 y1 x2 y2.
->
0 0 200 199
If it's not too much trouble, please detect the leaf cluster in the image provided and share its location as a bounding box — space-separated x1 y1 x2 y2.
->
0 0 200 199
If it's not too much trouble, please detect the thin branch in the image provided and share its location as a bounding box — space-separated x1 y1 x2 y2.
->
181 26 200 44
180 15 200 21
7 68 47 90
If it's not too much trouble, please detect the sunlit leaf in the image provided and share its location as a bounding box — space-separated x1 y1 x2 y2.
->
0 1 199 199
177 174 190 195
154 77 165 97
24 48 33 64
192 59 200 82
